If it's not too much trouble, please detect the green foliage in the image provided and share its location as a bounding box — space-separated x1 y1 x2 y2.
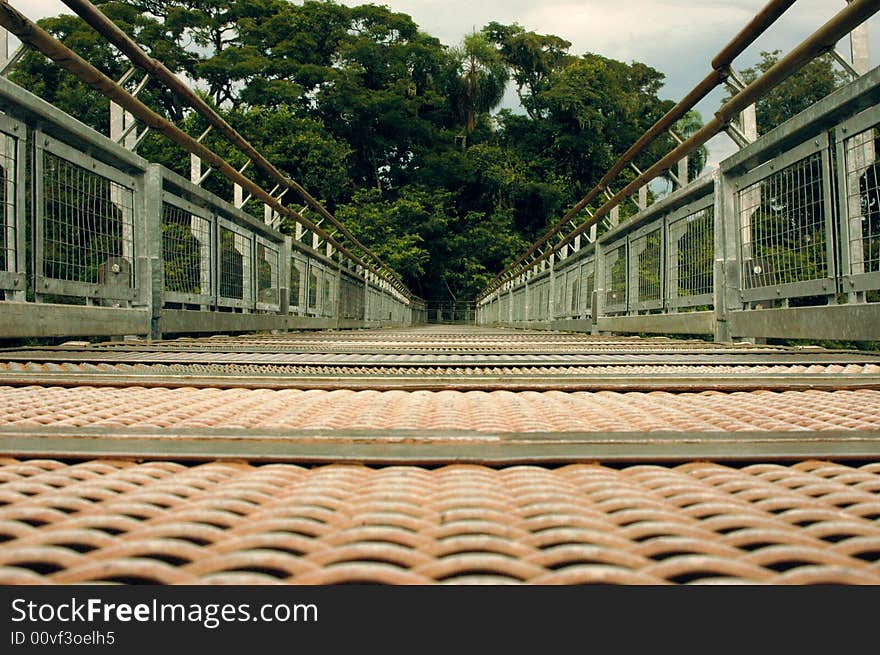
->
10 1 189 132
483 22 573 120
447 32 509 139
337 186 447 290
733 50 848 135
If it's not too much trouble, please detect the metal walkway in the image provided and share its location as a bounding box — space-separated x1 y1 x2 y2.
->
0 0 878 585
1 327 879 584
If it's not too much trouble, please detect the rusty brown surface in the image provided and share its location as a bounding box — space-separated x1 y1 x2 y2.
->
1 328 878 583
1 386 878 432
1 459 878 584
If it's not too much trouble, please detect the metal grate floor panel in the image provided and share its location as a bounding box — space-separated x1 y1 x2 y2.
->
2 386 879 433
1 459 878 585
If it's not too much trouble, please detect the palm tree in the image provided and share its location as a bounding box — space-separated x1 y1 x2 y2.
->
449 32 509 145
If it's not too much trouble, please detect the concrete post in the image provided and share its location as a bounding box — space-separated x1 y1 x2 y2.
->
846 2 873 302
849 1 870 74
363 268 370 324
677 156 688 189
508 285 514 325
638 186 648 211
609 206 619 227
0 27 7 67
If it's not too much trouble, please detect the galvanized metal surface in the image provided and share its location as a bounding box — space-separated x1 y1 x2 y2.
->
1 459 879 584
2 327 879 392
1 362 878 393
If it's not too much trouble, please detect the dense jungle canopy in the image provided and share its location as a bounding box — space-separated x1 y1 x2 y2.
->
13 0 842 301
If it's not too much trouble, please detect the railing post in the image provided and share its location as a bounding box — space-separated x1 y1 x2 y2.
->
279 236 291 318
507 282 513 327
363 268 370 325
713 167 739 343
592 240 604 334
144 164 164 340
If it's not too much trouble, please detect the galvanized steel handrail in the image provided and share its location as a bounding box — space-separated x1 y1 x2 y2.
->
478 0 877 300
0 0 416 301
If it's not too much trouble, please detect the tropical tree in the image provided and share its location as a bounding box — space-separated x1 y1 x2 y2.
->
483 22 573 120
447 32 509 144
10 1 189 132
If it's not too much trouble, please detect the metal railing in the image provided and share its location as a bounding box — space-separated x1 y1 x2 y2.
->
478 1 880 343
479 69 880 340
425 301 477 325
0 75 422 339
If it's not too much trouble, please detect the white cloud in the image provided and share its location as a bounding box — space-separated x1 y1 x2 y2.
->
15 0 66 21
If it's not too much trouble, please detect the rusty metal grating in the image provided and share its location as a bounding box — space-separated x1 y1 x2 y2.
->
1 459 878 585
5 362 880 377
1 386 879 432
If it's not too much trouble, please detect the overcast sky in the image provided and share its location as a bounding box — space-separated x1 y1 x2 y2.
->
14 0 880 168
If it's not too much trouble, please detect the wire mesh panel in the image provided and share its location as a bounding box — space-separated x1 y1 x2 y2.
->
667 198 714 310
735 136 834 302
339 271 364 320
0 115 23 298
603 242 628 314
513 287 526 321
629 225 663 311
288 255 306 314
161 194 213 305
837 107 880 297
218 219 253 308
0 132 13 278
308 264 320 313
529 278 546 320
554 267 566 318
37 137 137 303
256 237 280 311
321 268 336 318
579 257 595 319
566 267 579 317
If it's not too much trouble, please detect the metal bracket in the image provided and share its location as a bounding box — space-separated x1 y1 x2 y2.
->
0 44 27 77
724 121 753 149
830 48 860 79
